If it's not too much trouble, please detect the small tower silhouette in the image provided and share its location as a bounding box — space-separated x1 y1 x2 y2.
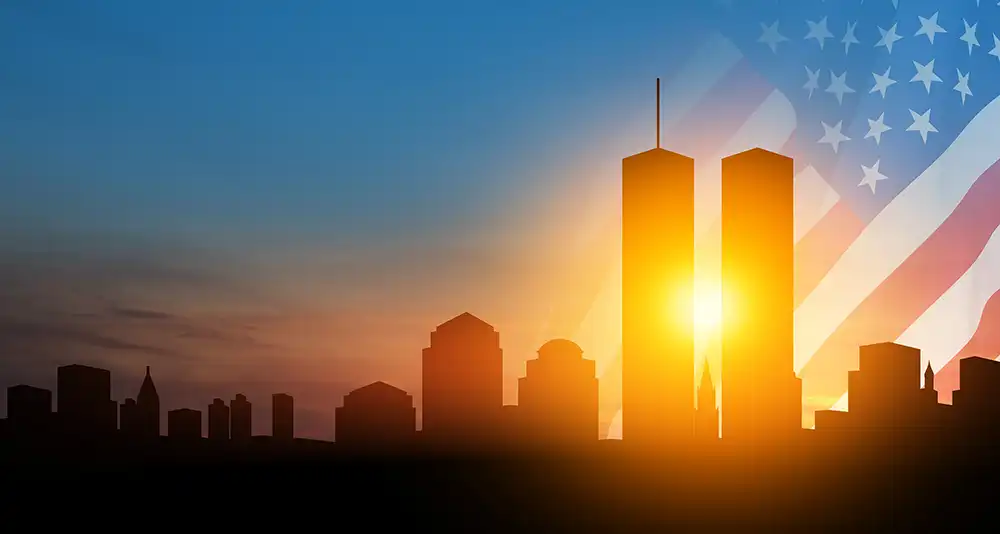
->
695 360 719 441
922 362 937 405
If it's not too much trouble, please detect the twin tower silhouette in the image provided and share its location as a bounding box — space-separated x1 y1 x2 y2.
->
622 79 801 448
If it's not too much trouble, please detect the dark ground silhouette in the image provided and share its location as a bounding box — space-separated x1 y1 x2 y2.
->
1 432 996 532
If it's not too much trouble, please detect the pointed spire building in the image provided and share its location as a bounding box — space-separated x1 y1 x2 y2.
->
136 366 160 438
695 361 719 441
922 362 937 405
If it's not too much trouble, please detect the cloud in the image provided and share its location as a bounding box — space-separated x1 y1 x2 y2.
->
108 306 176 321
0 318 178 358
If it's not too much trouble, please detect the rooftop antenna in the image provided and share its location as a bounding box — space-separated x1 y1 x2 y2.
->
656 77 662 149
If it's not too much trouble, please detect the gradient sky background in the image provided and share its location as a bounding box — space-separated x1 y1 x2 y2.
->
0 0 726 438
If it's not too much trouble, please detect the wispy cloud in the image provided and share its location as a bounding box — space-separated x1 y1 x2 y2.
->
108 306 176 321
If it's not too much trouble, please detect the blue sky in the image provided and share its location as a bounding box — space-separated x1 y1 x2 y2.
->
1 0 714 242
0 0 719 438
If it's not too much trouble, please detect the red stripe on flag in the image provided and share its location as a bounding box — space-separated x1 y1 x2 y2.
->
933 289 1000 404
669 59 774 160
798 160 1000 414
795 202 866 307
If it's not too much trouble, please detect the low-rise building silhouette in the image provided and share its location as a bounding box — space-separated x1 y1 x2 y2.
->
7 384 52 435
814 343 950 452
336 381 416 449
518 339 598 447
168 408 202 440
231 394 252 441
422 312 503 447
272 393 294 440
847 342 924 430
208 398 230 441
57 364 116 436
951 356 1000 438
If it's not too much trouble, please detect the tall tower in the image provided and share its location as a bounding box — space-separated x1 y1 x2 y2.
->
622 78 696 449
720 148 801 444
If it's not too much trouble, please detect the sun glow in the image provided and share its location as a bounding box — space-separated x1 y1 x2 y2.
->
692 283 723 338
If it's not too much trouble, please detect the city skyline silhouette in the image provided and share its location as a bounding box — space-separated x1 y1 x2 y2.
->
5 76 1000 529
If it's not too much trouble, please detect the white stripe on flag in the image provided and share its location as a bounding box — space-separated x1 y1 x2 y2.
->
794 94 1000 372
794 165 840 241
896 225 1000 374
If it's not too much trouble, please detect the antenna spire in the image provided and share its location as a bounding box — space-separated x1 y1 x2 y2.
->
656 77 661 149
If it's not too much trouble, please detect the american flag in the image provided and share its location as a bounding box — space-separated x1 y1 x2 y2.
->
543 0 1000 438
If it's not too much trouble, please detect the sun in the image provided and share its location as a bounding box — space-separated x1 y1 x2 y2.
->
692 285 723 337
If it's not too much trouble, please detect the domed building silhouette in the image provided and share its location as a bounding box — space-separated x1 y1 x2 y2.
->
518 339 599 448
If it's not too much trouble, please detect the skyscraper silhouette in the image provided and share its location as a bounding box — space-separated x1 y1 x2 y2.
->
136 366 160 439
695 361 719 441
231 394 252 441
621 138 695 447
272 393 294 440
720 149 801 445
517 339 598 447
208 398 230 441
422 312 503 447
57 364 116 436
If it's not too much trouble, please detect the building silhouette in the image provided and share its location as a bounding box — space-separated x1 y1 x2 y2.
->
813 343 952 446
621 113 695 449
57 364 116 436
120 398 139 437
168 408 202 440
720 149 801 445
272 393 294 440
951 356 1000 439
422 312 503 447
517 339 598 447
846 342 924 430
208 398 230 441
498 404 523 446
136 366 160 438
921 362 937 406
7 384 52 436
695 361 719 441
336 381 416 449
231 393 252 441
